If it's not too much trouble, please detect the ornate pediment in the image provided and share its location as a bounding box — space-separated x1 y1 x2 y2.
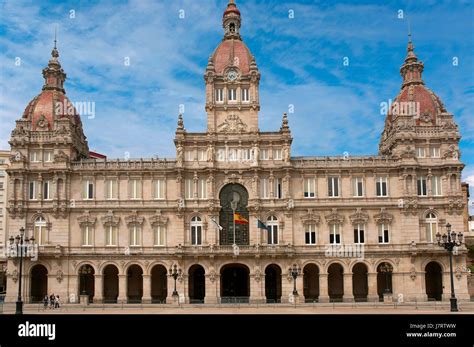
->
447 198 464 215
101 210 120 226
374 208 394 225
54 150 69 163
125 210 144 226
325 208 344 225
149 210 168 226
349 208 369 225
217 114 248 133
77 210 96 226
300 209 321 225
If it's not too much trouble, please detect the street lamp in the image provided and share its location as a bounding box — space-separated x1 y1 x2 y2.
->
169 264 182 297
9 227 35 315
436 223 463 312
289 263 301 296
379 262 393 294
230 192 240 255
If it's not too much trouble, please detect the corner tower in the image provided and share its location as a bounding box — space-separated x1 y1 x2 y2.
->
205 0 260 133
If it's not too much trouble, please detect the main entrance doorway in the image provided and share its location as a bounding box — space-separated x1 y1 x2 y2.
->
220 264 250 303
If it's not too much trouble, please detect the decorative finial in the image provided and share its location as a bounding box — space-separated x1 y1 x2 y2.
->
54 26 57 49
408 19 412 43
177 114 184 130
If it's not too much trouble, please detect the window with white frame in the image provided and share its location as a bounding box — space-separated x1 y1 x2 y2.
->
215 88 224 102
431 176 442 196
241 148 251 161
429 146 440 158
154 179 165 199
129 179 142 199
376 177 388 197
185 179 194 199
44 150 54 162
425 212 438 243
105 179 118 200
416 147 426 158
129 225 141 246
353 224 365 244
190 216 202 245
29 180 37 200
43 180 51 200
328 176 339 197
352 177 364 197
197 149 206 162
228 88 237 101
184 150 194 161
417 176 427 196
273 178 282 199
378 224 390 243
228 148 238 161
259 149 269 160
81 225 93 246
329 224 341 244
154 225 165 246
260 178 269 198
267 216 278 245
105 225 117 246
83 180 94 200
305 224 317 245
198 178 207 199
34 216 47 245
273 149 282 160
29 151 40 162
242 88 249 102
304 177 316 198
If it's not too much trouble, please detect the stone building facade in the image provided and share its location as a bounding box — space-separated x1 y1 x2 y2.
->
3 1 470 305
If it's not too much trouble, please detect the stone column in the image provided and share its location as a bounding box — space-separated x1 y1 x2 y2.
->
319 273 329 303
367 272 378 302
204 273 218 304
118 274 127 303
343 273 354 302
166 274 176 304
249 271 265 303
94 274 103 303
142 274 151 304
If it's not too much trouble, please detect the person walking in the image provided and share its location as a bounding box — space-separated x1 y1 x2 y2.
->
43 295 48 310
55 295 61 309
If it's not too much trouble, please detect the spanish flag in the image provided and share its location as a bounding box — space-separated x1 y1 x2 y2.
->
234 212 249 225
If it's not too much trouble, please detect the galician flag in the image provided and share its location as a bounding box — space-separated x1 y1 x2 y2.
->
233 213 249 225
257 219 268 230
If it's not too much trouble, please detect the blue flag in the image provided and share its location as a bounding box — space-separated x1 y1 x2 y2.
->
257 219 268 230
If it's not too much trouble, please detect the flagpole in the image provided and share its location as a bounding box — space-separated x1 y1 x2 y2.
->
230 201 237 248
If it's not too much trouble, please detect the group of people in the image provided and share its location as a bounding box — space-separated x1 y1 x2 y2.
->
43 294 61 310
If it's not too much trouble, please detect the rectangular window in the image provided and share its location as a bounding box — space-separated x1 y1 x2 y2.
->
376 177 388 197
329 224 341 244
184 150 194 161
105 179 118 200
425 222 437 243
273 149 282 160
260 178 269 198
352 177 364 197
44 150 53 162
228 148 238 161
417 176 427 196
129 179 142 199
416 147 426 158
191 225 202 245
34 224 46 245
185 179 194 199
43 181 51 200
154 179 165 199
198 178 207 199
353 224 365 244
305 224 317 245
431 176 442 196
267 224 278 245
215 88 224 102
83 180 94 200
273 178 282 199
241 148 251 161
130 225 141 246
29 151 40 162
378 224 389 243
105 226 117 246
242 88 249 102
154 225 165 246
82 226 92 246
328 177 339 197
259 149 269 160
29 181 36 200
429 146 440 158
304 178 316 198
197 149 206 161
228 88 237 101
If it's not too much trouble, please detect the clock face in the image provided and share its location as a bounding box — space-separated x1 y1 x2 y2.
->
227 70 238 81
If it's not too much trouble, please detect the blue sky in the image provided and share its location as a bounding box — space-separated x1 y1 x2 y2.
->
0 0 473 211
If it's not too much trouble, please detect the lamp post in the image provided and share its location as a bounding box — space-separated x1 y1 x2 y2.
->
289 263 301 296
230 192 240 255
169 264 182 297
9 227 35 315
379 262 393 294
436 223 463 312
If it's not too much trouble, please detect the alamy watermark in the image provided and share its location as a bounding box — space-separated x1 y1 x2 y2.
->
55 100 96 119
324 244 365 260
380 99 420 117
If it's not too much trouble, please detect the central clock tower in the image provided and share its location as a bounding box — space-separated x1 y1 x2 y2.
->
204 0 260 133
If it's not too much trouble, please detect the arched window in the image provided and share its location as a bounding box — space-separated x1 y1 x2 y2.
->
191 216 202 245
34 216 47 245
425 212 438 243
267 216 278 245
